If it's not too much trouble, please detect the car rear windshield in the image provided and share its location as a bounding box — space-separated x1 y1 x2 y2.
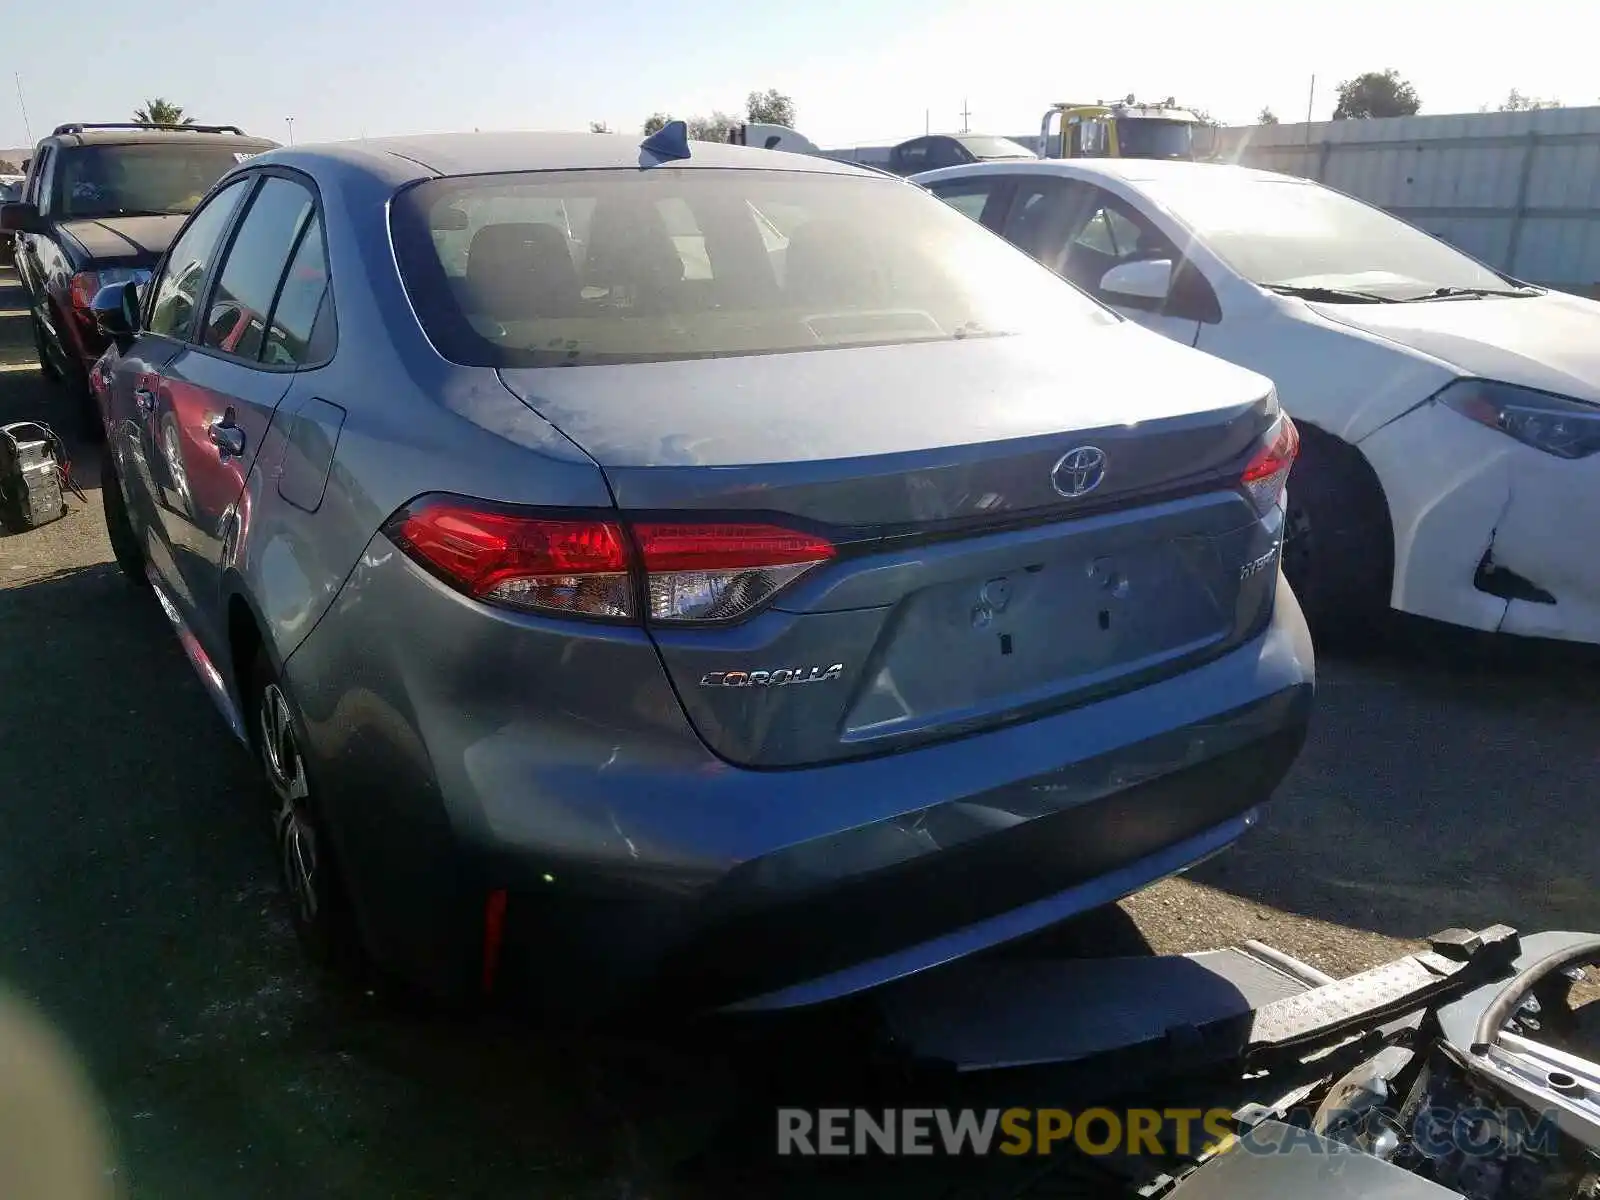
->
390 167 1114 368
53 144 256 219
957 136 1035 159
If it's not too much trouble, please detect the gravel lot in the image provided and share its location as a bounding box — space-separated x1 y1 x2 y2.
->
1 266 1595 1198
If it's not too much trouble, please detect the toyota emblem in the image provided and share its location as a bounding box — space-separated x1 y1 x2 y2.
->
1051 446 1108 499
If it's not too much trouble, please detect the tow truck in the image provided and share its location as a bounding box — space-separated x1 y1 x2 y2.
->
1038 95 1216 161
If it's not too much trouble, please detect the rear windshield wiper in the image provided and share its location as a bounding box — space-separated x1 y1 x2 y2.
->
1261 283 1397 304
1396 285 1543 301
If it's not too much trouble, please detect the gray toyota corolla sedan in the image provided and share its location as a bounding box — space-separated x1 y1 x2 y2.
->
89 126 1314 1015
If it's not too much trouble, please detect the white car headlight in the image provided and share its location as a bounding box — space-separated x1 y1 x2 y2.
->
1437 379 1600 460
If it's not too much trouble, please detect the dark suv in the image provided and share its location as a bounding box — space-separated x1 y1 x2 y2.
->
1 122 278 435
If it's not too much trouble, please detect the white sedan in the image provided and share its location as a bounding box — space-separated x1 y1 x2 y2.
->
912 158 1600 646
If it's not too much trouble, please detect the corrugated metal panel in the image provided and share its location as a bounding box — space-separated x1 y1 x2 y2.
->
1218 106 1600 290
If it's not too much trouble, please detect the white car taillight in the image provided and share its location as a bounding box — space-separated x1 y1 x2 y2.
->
633 523 836 622
386 499 835 625
1240 415 1300 516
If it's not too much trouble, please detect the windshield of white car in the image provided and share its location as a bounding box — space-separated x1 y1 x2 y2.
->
1141 174 1520 300
391 167 1116 368
53 144 251 219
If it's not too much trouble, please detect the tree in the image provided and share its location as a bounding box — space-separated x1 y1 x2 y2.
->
1257 107 1279 125
133 98 195 127
589 120 612 133
1497 88 1561 111
0 159 17 175
745 88 795 128
1332 70 1420 119
687 110 738 142
642 112 673 135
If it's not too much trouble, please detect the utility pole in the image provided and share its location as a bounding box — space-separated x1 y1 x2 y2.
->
959 99 972 133
925 109 930 135
285 116 295 146
1304 75 1316 140
14 74 32 143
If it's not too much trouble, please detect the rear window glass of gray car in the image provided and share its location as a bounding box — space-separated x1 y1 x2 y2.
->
390 167 1114 368
52 144 254 219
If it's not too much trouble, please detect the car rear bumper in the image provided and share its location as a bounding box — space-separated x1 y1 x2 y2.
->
287 553 1314 1013
495 708 1306 1013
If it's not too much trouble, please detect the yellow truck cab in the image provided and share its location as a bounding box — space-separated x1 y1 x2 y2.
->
1039 97 1213 160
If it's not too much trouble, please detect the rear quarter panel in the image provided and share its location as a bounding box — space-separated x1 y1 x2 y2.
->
229 159 612 688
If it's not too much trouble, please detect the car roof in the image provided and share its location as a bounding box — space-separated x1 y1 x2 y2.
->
289 131 886 180
46 128 278 151
913 158 1307 188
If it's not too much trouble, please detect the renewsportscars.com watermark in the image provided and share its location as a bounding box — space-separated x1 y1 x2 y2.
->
776 1106 1564 1159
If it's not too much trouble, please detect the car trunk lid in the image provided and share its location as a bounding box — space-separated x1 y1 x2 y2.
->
498 327 1287 768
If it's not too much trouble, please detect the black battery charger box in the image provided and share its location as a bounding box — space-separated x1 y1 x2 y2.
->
0 421 69 532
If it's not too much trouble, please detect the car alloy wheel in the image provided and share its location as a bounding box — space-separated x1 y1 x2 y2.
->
261 681 318 928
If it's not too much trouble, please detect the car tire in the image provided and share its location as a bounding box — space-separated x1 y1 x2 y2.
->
31 314 62 383
35 307 101 443
249 649 366 983
1281 424 1395 644
100 452 149 587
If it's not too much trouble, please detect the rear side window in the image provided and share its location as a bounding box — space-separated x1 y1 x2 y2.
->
926 177 1006 223
203 177 315 360
261 218 332 366
391 167 1113 368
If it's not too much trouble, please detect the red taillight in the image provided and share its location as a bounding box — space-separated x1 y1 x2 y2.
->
389 502 634 620
1241 415 1299 515
634 523 836 622
386 500 835 624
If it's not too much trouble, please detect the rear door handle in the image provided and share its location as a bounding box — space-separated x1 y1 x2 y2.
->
134 387 156 415
208 411 246 459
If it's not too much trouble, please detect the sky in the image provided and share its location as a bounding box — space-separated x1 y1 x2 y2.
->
3 0 1597 156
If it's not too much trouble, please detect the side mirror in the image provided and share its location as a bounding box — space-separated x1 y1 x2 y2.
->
0 202 44 234
92 279 142 345
1100 258 1173 305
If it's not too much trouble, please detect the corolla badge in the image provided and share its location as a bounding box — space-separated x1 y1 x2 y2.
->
699 664 844 688
1051 446 1107 499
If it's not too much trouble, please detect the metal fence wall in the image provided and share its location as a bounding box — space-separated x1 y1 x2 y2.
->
1215 106 1600 295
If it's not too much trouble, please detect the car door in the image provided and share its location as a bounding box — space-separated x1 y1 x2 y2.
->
150 170 331 659
108 175 254 590
919 174 1018 233
1044 183 1216 346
